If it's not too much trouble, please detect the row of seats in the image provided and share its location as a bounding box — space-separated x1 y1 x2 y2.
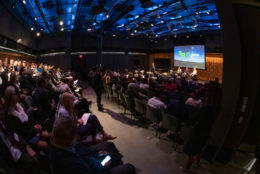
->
104 85 193 150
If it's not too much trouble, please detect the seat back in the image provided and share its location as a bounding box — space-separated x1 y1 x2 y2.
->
146 105 162 123
134 98 147 114
162 112 178 132
123 94 131 109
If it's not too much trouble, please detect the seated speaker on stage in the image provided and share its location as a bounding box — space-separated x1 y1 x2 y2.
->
184 67 190 75
191 67 197 76
177 67 182 74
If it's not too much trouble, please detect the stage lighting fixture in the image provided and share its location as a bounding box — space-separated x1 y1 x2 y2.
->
30 27 34 31
59 20 64 26
61 27 64 31
41 28 43 31
17 38 22 43
160 20 164 24
87 28 92 31
36 32 40 37
22 0 26 4
34 17 37 21
151 24 154 27
106 14 109 18
130 33 134 36
112 34 116 37
187 35 190 38
134 30 137 33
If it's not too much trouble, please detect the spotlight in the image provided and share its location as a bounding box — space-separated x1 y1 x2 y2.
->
17 38 22 43
41 28 43 31
112 34 116 37
174 34 177 38
34 17 37 21
22 0 26 4
134 30 137 33
207 11 210 15
163 12 167 15
59 20 64 26
151 24 154 27
187 35 190 38
106 14 109 19
130 33 134 36
87 28 92 32
160 20 164 24
30 27 34 31
61 27 64 31
36 32 41 37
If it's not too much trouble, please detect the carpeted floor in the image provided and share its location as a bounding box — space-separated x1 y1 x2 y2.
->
82 86 248 174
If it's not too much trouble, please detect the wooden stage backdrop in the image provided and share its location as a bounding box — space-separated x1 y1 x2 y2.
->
149 52 223 83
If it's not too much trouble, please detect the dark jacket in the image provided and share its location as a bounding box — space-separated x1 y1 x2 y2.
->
50 144 107 174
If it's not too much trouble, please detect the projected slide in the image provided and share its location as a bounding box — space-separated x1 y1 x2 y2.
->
174 45 205 69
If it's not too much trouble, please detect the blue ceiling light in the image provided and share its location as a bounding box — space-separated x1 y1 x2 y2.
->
3 0 220 36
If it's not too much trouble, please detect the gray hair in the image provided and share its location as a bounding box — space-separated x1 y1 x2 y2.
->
52 116 77 140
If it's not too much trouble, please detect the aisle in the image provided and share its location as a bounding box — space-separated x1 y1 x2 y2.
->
82 86 245 174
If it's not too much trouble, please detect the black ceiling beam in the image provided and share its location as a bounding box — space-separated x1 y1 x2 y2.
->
179 0 187 10
16 0 39 30
56 0 61 21
35 0 51 33
121 0 178 30
73 0 81 30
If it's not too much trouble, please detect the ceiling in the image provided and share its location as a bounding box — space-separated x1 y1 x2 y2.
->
2 0 220 37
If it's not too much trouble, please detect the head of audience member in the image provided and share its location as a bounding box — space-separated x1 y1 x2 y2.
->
10 73 17 84
19 67 26 76
58 92 74 117
4 86 17 112
52 116 77 147
37 76 49 88
191 90 200 100
0 72 8 85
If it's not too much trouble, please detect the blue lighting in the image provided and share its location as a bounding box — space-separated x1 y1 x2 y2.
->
3 0 220 35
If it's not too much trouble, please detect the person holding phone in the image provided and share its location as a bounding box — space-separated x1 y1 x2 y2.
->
50 116 136 174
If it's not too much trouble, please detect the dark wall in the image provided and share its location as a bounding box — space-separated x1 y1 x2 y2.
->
0 1 36 49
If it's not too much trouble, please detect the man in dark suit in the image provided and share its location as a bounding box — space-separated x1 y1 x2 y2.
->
0 99 41 174
50 116 136 174
93 70 104 111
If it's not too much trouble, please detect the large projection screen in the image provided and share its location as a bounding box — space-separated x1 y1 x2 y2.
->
174 45 206 70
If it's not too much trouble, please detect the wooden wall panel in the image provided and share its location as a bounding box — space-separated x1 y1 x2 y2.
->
149 52 223 83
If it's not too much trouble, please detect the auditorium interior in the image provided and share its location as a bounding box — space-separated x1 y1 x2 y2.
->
0 0 259 174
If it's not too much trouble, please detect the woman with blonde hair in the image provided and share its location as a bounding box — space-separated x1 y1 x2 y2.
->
56 92 116 143
4 86 50 150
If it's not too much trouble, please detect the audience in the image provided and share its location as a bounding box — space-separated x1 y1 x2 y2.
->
50 116 136 174
0 58 222 173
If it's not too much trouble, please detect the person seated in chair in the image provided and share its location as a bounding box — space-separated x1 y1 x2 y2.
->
0 95 43 174
50 116 136 174
56 92 116 143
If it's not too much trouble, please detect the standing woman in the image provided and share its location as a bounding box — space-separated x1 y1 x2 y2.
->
181 81 221 172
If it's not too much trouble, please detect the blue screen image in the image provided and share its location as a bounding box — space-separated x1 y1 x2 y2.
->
174 45 205 70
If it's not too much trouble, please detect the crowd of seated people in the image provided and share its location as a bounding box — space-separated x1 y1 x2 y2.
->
0 58 136 174
89 65 221 172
